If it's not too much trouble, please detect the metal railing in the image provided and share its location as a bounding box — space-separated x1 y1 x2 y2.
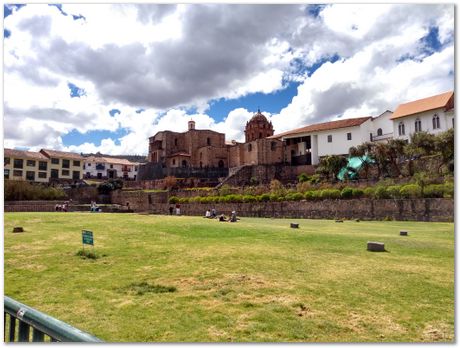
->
4 296 103 342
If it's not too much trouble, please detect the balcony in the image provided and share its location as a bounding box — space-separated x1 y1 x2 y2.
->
95 164 105 170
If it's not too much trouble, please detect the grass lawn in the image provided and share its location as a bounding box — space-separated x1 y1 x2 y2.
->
4 213 454 342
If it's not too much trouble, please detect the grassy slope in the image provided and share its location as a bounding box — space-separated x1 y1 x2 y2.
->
4 213 454 342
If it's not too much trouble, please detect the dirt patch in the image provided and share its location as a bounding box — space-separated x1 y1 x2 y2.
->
421 323 453 342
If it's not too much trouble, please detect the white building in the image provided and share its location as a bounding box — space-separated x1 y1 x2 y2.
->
391 91 454 141
273 116 381 165
370 110 394 142
83 156 139 180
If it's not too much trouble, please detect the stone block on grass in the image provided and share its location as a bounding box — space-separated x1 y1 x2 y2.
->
290 223 299 228
367 241 385 252
400 230 408 236
13 227 24 233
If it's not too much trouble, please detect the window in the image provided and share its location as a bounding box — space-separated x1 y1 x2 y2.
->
172 159 176 165
415 118 422 132
207 138 211 146
377 128 383 136
200 152 203 159
13 170 22 177
109 164 113 169
271 142 276 151
51 169 59 178
4 157 10 165
26 160 36 167
72 171 80 180
62 159 70 168
347 133 352 141
14 159 23 169
174 138 178 146
327 135 332 143
259 132 262 138
38 161 47 170
26 171 35 181
73 160 80 167
398 122 405 136
134 166 138 171
62 169 70 176
182 160 187 168
248 144 252 152
88 163 91 167
38 172 47 179
432 114 440 129
51 158 59 165
4 169 10 179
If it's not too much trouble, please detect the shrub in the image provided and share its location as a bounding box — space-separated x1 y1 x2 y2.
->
219 185 233 196
340 187 353 199
269 179 284 195
423 184 444 198
374 186 389 199
296 181 313 193
443 182 454 198
97 182 114 194
163 176 177 190
352 188 364 198
320 189 341 200
399 184 422 198
386 185 401 199
309 174 321 184
286 192 303 201
178 197 189 204
298 173 309 183
269 193 279 202
243 195 257 203
168 196 179 204
258 193 271 202
304 191 315 200
363 187 375 198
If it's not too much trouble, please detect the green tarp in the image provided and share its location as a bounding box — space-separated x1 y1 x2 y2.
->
337 155 374 181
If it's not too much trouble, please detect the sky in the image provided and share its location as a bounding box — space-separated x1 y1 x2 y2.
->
3 3 454 155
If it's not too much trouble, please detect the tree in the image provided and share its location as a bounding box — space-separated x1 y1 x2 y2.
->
408 131 437 156
163 176 177 190
435 128 454 173
316 155 347 181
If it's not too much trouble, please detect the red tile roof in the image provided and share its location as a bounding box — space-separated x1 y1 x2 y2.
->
390 91 454 120
269 116 372 138
40 149 84 160
4 148 48 160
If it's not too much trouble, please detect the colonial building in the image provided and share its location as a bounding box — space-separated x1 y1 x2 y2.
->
39 149 84 181
391 91 454 141
229 110 283 167
84 156 139 180
4 148 50 183
270 116 377 165
148 120 229 169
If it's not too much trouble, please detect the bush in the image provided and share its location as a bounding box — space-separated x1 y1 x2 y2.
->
97 182 114 194
298 173 309 183
309 174 321 184
269 193 279 202
386 185 401 199
352 188 364 198
443 182 454 198
340 187 353 199
243 195 257 203
374 186 389 199
304 191 315 200
178 197 189 204
363 187 375 198
320 189 341 200
399 184 422 198
258 193 271 202
168 196 179 204
296 181 313 193
423 184 444 198
286 192 303 201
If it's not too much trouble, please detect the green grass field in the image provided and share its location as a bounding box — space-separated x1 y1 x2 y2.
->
4 213 454 342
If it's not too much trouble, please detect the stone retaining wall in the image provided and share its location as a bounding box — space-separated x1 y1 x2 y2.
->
151 198 453 222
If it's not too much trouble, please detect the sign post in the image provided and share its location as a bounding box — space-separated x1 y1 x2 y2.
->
82 230 94 254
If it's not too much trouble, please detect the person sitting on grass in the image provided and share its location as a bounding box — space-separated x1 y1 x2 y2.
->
229 211 237 222
204 210 211 218
218 214 227 222
211 208 216 218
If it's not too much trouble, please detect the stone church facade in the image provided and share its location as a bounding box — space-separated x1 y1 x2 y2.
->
147 110 284 172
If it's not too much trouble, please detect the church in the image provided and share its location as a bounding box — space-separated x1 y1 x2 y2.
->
147 109 284 173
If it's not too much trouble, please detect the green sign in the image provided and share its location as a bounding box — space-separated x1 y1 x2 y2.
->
82 230 94 245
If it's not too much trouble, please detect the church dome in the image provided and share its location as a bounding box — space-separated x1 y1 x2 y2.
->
244 108 274 142
250 109 269 123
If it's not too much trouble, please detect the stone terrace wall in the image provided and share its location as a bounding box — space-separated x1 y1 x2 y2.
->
151 198 453 222
5 200 64 212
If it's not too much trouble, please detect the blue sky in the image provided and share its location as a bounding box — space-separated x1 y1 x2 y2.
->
3 4 454 155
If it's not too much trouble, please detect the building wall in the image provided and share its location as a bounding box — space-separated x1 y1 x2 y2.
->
392 108 454 141
370 111 393 142
47 157 83 180
4 155 50 183
317 122 371 157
